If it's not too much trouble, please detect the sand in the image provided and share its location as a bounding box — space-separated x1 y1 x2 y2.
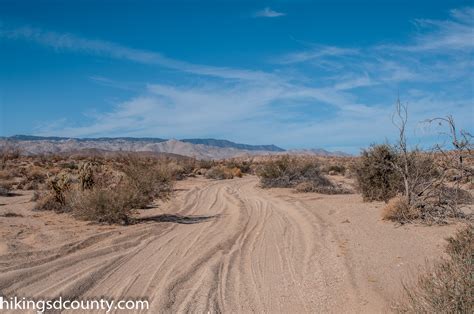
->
0 176 461 313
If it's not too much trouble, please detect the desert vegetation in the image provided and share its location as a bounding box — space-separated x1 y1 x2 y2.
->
0 151 192 223
205 165 243 180
395 223 473 313
256 155 350 194
354 100 473 224
34 156 175 224
0 103 472 312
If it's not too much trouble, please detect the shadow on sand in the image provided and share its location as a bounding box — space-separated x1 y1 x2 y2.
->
135 214 219 225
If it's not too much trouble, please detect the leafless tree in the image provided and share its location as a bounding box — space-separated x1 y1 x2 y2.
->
389 99 471 222
391 97 413 206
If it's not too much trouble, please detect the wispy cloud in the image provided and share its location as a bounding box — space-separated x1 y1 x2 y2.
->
0 25 276 82
274 45 358 64
397 6 474 52
4 7 473 151
254 7 285 18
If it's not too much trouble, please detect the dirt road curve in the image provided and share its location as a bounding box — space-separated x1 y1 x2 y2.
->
0 176 457 313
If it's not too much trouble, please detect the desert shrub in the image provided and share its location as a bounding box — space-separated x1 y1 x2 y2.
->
354 144 402 202
0 180 13 191
295 181 315 193
166 159 198 180
31 156 174 223
59 161 78 170
18 166 48 190
18 180 37 190
193 168 208 176
382 196 418 223
67 159 173 224
205 166 236 180
0 170 15 180
230 167 243 178
366 147 468 223
66 184 134 224
257 156 335 191
34 192 64 211
396 224 473 313
31 191 40 201
0 143 21 170
294 180 349 194
34 173 71 211
0 181 12 196
0 187 10 196
197 159 215 170
119 156 174 208
225 159 252 174
323 164 346 176
25 167 47 182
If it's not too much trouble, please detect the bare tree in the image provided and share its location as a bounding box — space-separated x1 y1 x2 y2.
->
388 99 471 222
391 97 412 206
423 116 473 218
425 115 473 181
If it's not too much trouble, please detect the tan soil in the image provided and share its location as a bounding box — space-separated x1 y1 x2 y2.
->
0 176 462 313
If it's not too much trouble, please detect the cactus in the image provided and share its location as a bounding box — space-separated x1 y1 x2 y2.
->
48 172 71 205
79 161 95 191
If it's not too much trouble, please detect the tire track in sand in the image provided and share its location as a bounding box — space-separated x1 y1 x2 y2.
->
0 176 377 313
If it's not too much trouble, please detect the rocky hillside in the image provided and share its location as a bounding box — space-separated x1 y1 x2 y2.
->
1 135 349 159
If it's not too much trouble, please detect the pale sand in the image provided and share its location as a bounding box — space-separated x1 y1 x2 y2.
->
0 176 462 313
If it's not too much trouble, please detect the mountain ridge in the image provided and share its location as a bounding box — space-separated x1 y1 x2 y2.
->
1 135 351 159
5 135 283 152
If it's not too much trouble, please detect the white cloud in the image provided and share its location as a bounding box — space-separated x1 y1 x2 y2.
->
4 7 473 152
254 7 285 18
0 25 277 82
378 7 474 52
274 46 358 64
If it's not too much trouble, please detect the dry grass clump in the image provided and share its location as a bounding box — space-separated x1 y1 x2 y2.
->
382 196 419 223
205 166 242 180
257 156 345 194
395 224 473 313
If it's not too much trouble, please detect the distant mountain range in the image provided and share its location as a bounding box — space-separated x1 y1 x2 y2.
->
1 135 350 159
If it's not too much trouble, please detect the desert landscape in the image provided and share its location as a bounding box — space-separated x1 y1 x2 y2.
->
1 1 473 313
0 126 472 312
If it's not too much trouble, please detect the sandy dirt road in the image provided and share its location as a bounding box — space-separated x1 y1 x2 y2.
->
0 176 460 313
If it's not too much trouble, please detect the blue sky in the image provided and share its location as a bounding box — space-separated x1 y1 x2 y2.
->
0 0 473 152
